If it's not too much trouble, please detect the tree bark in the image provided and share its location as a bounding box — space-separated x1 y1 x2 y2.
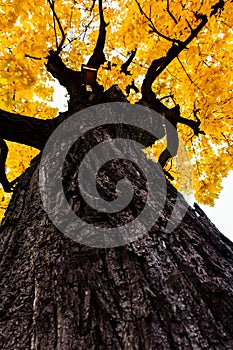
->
0 94 232 350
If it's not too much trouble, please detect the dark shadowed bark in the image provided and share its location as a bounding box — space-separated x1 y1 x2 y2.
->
0 127 233 349
1 92 233 350
0 86 233 349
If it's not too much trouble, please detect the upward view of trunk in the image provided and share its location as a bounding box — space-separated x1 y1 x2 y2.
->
0 2 232 347
0 95 232 349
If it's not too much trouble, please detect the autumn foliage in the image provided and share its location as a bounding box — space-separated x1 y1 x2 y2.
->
0 0 232 218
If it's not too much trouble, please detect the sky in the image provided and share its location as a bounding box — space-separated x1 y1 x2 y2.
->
53 82 232 243
199 171 233 242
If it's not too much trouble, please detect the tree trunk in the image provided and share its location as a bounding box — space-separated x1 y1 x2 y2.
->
0 96 233 350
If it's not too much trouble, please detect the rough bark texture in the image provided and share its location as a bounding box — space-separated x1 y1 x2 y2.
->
0 97 233 350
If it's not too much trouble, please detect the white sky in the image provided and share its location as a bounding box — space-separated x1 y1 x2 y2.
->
53 82 233 242
199 171 233 242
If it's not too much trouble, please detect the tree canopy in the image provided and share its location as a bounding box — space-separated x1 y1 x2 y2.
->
0 0 232 219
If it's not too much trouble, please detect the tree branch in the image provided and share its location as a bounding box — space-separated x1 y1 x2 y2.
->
134 0 180 44
167 0 178 24
47 0 66 54
141 14 208 103
0 139 12 192
142 0 222 103
177 56 195 85
210 0 225 17
87 0 107 69
90 0 97 13
46 50 84 108
121 49 137 74
46 50 81 90
25 54 42 61
46 0 107 107
0 109 54 150
179 116 205 135
120 49 139 95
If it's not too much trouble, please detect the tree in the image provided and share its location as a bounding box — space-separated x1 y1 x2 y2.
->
0 0 233 349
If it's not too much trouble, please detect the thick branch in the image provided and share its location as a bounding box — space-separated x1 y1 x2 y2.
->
46 0 107 107
139 97 203 134
210 0 225 16
0 109 54 150
141 14 208 102
121 49 137 74
0 139 12 192
0 85 128 153
46 50 81 97
46 50 105 109
137 99 204 174
141 0 223 103
87 0 107 68
121 49 139 95
139 6 213 170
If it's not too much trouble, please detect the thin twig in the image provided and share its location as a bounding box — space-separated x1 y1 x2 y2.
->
52 8 59 50
47 0 66 54
69 1 75 29
62 13 99 50
167 0 178 24
90 0 97 13
177 57 195 85
159 94 174 103
25 54 42 60
134 0 180 44
82 14 99 41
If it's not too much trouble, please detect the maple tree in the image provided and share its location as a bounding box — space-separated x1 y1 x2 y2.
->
0 0 233 220
1 2 233 349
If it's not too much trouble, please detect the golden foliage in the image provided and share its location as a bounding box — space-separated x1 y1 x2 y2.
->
0 0 233 218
